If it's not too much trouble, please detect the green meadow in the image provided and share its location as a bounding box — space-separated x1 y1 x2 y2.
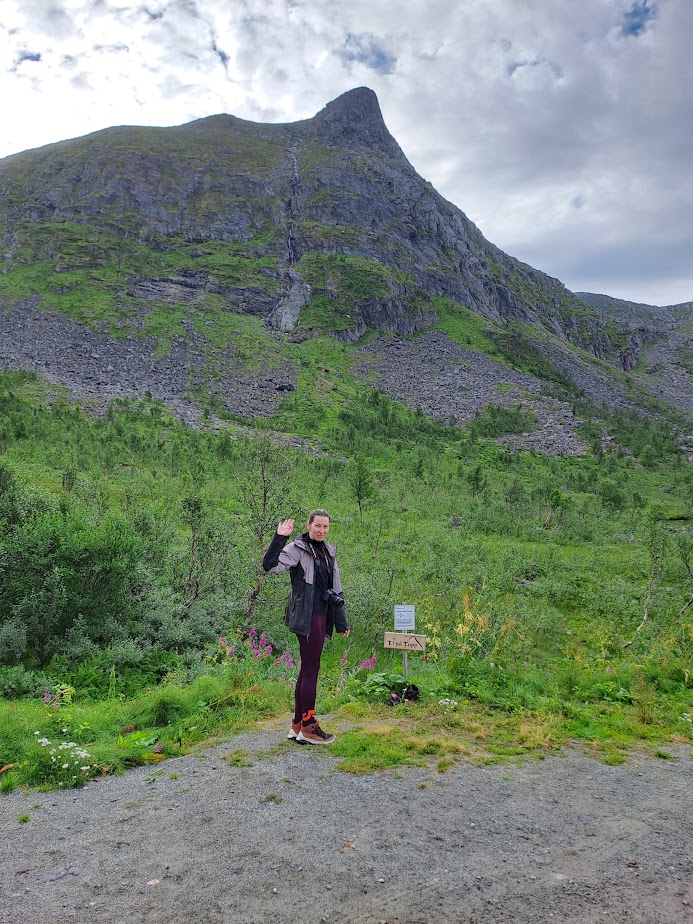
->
0 362 692 791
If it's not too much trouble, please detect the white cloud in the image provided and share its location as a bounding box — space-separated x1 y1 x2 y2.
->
0 0 691 305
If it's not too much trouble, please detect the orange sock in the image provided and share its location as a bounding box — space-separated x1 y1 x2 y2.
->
302 710 316 726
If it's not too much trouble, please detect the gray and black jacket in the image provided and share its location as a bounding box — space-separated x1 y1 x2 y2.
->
262 532 349 638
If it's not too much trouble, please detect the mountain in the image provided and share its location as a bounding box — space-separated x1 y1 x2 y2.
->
576 292 677 329
0 87 691 447
576 292 693 417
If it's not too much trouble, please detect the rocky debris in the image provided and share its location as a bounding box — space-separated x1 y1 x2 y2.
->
496 400 587 457
522 336 634 411
353 331 589 455
0 299 296 423
637 330 693 414
353 330 542 423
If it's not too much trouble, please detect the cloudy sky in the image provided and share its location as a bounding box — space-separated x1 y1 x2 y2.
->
1 0 691 306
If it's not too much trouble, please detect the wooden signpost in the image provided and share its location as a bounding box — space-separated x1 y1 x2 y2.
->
386 605 427 679
384 632 427 651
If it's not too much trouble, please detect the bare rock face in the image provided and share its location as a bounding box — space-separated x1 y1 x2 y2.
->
311 86 405 156
267 270 311 333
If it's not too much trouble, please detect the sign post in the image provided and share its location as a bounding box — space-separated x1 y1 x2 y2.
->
391 604 422 680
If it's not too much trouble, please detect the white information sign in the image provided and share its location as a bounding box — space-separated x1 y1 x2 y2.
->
394 604 415 631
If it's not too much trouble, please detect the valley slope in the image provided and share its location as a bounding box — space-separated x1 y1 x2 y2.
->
0 87 691 448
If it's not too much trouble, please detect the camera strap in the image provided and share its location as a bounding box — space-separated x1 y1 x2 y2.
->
307 540 333 579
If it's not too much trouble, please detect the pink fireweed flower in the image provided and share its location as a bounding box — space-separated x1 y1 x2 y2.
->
219 637 227 646
359 656 377 671
247 626 272 658
273 651 293 670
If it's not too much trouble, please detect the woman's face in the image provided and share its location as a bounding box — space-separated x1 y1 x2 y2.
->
307 515 330 541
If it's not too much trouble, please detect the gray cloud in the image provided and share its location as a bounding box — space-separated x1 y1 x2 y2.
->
70 71 92 90
18 1 77 39
211 40 230 69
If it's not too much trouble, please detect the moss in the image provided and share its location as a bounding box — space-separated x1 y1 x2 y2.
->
490 325 579 393
431 296 502 354
299 144 339 170
297 294 358 333
292 253 399 334
299 221 362 247
296 253 391 301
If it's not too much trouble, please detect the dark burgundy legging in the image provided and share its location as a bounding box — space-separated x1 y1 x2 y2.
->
294 613 326 722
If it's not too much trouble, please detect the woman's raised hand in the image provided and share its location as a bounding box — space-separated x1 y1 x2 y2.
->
277 518 295 536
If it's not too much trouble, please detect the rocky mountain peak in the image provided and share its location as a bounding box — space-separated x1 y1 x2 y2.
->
2 86 686 422
311 86 403 155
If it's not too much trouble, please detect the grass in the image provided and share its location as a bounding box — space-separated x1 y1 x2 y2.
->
1 365 692 791
432 296 503 355
0 671 690 792
0 669 294 790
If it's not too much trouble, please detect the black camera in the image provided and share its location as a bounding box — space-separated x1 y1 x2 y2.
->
322 588 344 605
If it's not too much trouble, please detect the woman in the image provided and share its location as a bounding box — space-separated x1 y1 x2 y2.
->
262 509 349 744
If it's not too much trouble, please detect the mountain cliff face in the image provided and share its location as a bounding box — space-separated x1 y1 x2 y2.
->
0 88 690 445
576 292 693 417
0 88 640 359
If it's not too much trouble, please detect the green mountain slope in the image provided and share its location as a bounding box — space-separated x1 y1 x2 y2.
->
0 88 641 361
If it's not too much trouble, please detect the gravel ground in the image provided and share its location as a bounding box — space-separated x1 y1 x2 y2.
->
1 723 692 924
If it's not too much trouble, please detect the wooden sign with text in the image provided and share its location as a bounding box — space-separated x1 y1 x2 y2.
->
384 632 427 652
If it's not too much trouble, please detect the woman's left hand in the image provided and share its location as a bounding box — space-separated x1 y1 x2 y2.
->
339 629 350 638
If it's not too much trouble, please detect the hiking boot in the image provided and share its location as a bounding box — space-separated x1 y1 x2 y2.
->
287 719 302 741
297 719 336 745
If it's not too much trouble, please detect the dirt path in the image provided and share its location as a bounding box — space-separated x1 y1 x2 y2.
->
1 723 691 924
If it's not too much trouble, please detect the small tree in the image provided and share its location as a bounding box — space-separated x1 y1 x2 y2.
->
466 463 486 498
180 495 232 608
350 455 375 526
237 436 298 620
0 460 20 529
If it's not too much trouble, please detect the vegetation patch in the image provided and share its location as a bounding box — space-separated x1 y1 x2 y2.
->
0 365 692 791
490 325 579 393
431 296 502 354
